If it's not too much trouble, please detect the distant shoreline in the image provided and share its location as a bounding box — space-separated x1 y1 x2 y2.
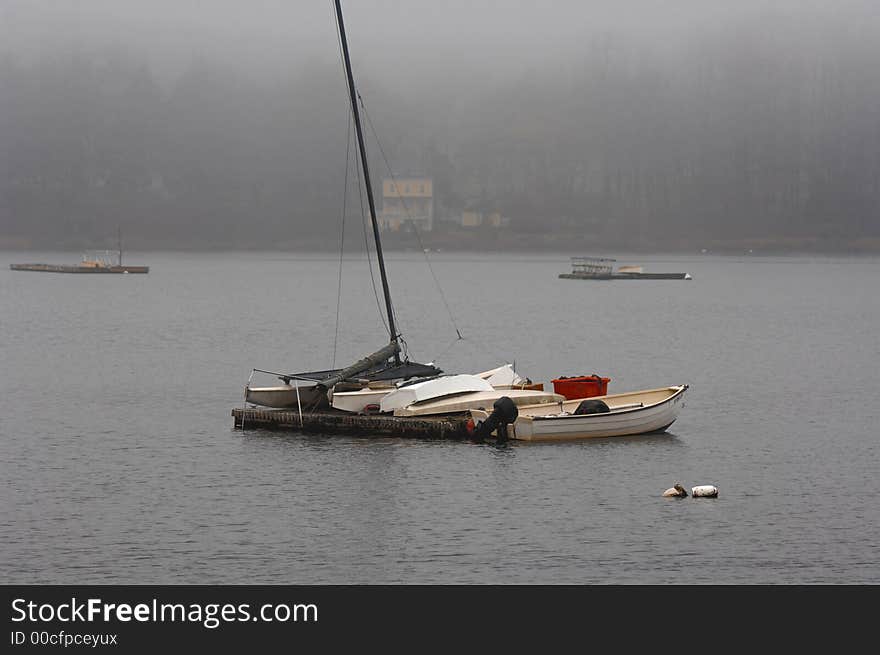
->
3 235 879 256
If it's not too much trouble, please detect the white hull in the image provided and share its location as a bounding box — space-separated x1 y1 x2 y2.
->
474 363 527 387
244 384 326 409
379 374 494 414
394 389 564 417
329 387 394 413
332 365 534 414
249 370 523 413
470 385 687 441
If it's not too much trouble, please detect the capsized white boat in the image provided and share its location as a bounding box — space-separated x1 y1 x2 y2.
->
327 382 396 413
469 385 688 441
475 363 528 387
393 388 565 417
378 374 493 414
330 363 533 413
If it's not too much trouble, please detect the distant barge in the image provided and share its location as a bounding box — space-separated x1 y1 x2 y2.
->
560 256 691 280
11 262 149 274
232 407 472 440
10 245 148 274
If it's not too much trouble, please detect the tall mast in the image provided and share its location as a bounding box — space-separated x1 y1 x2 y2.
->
117 225 122 266
333 0 400 364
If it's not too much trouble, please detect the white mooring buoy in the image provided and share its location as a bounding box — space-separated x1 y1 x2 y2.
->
691 485 719 498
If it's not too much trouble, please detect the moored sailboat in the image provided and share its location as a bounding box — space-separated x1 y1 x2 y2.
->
244 0 441 410
241 2 689 437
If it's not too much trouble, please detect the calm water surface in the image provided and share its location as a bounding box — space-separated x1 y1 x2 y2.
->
1 251 878 583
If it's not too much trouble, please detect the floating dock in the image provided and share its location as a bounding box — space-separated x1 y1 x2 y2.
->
232 407 472 440
10 263 149 274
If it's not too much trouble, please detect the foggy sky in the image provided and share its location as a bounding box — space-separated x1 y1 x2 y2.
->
4 0 876 85
5 1 878 140
2 1 879 251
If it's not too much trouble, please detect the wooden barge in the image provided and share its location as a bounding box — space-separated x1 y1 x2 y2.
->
10 263 149 274
232 407 473 440
11 239 148 274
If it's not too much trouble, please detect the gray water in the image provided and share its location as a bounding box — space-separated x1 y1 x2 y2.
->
1 251 878 584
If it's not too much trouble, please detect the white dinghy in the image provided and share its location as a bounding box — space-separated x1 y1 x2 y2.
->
470 385 688 442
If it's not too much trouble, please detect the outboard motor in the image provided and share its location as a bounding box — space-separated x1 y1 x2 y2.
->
573 398 610 415
471 396 519 443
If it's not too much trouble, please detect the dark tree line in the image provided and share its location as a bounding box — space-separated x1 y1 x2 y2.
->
1 10 878 251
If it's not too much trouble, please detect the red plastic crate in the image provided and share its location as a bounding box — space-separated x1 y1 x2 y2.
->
551 375 611 400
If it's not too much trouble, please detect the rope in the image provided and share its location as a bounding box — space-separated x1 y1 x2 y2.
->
330 0 391 339
353 132 391 337
359 96 463 341
332 112 353 367
434 334 464 363
435 333 515 371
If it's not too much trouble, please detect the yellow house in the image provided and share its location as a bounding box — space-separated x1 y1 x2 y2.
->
381 177 433 231
460 211 508 228
461 211 482 227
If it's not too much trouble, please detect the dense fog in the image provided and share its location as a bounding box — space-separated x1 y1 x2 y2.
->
1 0 878 251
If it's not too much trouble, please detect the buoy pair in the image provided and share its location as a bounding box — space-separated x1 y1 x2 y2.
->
662 483 718 498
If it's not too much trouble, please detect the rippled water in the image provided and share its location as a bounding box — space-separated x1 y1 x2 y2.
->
1 250 878 584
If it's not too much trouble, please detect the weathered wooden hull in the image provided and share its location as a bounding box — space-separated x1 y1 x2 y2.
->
232 406 471 439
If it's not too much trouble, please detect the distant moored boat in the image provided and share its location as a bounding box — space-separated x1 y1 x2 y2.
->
10 229 149 274
559 256 690 280
10 257 149 274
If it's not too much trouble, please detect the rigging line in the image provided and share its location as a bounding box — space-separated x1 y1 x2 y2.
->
362 102 443 343
330 0 391 340
332 111 353 368
434 334 465 364
460 334 518 368
423 329 515 370
359 95 463 341
358 117 400 338
353 123 391 338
